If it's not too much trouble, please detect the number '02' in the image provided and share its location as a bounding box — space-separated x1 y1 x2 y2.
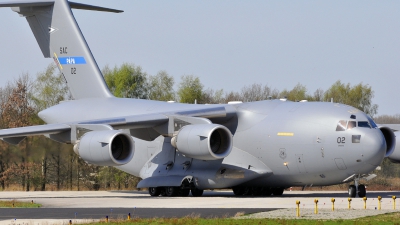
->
71 67 76 74
337 137 345 144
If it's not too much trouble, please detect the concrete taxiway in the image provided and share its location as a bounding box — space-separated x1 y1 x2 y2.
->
0 190 399 222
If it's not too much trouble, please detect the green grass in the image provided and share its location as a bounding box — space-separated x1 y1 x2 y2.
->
0 200 41 208
83 212 400 225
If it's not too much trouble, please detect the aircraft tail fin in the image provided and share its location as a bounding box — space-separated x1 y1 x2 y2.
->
0 0 121 99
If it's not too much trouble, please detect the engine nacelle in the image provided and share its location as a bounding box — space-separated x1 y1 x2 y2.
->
74 130 134 166
171 124 233 160
387 130 400 163
379 127 396 158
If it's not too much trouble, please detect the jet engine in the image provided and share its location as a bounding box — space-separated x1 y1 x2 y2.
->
171 124 233 160
387 130 400 163
74 130 134 166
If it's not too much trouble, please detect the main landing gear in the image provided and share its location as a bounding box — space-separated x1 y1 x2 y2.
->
148 187 203 197
348 178 366 198
232 186 284 197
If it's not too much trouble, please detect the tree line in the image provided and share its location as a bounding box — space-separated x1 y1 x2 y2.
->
0 62 393 191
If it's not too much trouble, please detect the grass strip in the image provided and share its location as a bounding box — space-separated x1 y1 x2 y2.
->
81 212 400 225
0 200 41 208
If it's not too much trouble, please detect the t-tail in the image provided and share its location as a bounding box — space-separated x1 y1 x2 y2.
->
0 0 121 99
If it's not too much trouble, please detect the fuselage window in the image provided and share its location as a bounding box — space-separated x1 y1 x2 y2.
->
347 121 356 130
367 116 378 128
336 120 347 131
358 121 371 128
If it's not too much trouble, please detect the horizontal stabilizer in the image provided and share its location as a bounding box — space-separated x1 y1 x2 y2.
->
0 1 53 7
0 1 123 13
69 2 123 13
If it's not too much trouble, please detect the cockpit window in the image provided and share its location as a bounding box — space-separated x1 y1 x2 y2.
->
367 116 378 128
358 121 371 128
336 120 347 131
347 121 356 130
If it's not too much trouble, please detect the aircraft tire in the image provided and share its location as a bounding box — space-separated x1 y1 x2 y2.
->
272 188 284 196
262 187 272 196
148 187 161 197
180 188 190 197
358 185 366 198
191 188 204 197
165 187 179 197
253 187 263 196
348 185 356 198
243 187 252 196
232 187 245 196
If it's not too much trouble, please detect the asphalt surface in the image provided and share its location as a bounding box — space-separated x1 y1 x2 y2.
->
0 190 399 221
0 208 274 220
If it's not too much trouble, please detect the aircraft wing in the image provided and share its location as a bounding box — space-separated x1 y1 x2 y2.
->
0 105 236 144
0 113 169 144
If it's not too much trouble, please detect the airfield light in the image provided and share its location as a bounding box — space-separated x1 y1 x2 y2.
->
314 199 319 214
296 200 300 217
331 198 335 211
393 196 397 209
128 213 131 220
348 198 352 209
378 196 382 210
363 197 367 209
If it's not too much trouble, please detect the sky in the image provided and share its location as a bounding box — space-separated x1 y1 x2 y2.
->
0 1 399 116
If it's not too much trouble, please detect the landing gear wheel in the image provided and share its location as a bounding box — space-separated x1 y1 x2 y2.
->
160 188 167 196
148 187 161 196
232 187 245 196
253 187 263 196
243 187 253 196
272 188 284 196
191 188 204 197
165 187 178 197
358 184 366 198
180 188 190 197
348 185 356 198
262 188 272 196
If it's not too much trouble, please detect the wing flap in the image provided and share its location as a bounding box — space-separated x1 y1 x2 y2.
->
0 123 70 139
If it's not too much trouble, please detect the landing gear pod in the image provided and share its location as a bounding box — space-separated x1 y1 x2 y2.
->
171 124 233 160
74 130 134 166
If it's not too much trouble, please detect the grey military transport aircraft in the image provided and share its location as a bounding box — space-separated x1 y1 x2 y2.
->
0 0 399 198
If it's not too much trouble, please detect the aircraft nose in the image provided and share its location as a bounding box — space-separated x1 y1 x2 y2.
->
362 129 386 167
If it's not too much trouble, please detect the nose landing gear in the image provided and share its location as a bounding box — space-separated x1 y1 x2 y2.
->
348 177 366 198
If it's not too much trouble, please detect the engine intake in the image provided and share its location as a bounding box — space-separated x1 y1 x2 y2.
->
379 127 396 158
387 130 400 163
171 124 233 160
74 130 134 166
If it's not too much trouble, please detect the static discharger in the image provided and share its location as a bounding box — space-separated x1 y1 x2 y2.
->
277 132 294 136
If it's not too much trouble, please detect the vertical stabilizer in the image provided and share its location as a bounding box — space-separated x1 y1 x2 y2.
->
1 0 121 99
